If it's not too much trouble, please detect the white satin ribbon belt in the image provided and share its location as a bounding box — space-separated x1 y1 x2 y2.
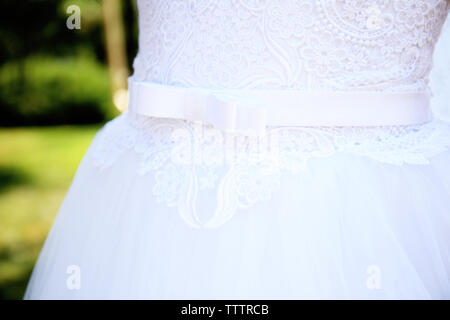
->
128 78 432 135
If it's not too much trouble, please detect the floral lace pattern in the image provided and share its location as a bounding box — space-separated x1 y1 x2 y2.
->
134 0 449 91
92 1 450 227
91 113 450 228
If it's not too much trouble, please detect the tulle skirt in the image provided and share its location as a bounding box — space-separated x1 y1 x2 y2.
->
24 114 450 299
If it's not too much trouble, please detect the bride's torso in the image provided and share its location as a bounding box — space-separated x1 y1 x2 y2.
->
93 1 450 227
132 0 449 92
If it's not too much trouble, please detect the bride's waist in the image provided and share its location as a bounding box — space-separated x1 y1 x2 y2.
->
127 78 433 135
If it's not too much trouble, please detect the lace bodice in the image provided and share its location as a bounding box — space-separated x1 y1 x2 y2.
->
90 1 450 228
133 0 449 92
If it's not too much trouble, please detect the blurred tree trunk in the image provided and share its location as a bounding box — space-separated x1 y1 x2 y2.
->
101 0 129 111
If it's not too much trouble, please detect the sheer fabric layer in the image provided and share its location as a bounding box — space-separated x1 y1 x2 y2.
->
25 128 450 298
87 113 450 228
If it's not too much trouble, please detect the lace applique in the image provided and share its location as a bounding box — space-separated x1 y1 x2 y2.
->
91 113 450 228
134 0 449 92
99 0 450 227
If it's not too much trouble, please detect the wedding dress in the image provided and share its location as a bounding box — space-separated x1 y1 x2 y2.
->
25 0 450 299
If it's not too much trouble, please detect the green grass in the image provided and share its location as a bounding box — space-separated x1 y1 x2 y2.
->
0 125 99 299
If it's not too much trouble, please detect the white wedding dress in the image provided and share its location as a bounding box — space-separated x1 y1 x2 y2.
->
25 0 450 299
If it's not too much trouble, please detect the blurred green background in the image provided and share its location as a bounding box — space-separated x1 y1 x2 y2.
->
0 0 137 299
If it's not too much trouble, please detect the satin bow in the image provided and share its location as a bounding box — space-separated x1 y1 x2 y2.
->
128 79 268 135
